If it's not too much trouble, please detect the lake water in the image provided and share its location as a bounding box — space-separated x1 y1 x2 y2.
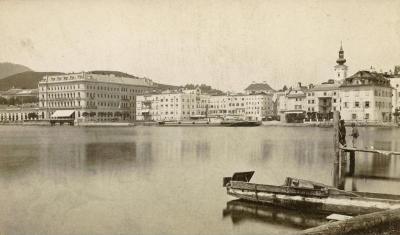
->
0 125 400 235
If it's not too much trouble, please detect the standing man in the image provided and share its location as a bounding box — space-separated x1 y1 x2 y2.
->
350 123 359 148
338 120 346 147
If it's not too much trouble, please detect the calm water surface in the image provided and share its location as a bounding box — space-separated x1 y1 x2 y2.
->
0 126 400 235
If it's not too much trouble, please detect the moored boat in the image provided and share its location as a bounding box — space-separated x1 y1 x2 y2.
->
223 171 400 216
220 120 262 127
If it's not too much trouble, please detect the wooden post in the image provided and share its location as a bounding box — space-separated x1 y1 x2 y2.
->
349 150 355 176
338 149 346 190
333 111 340 188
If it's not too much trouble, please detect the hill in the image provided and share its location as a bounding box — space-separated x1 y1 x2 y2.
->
0 62 32 79
0 71 64 91
153 82 182 91
89 70 140 79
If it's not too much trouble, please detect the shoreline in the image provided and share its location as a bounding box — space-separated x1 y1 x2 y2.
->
0 121 398 128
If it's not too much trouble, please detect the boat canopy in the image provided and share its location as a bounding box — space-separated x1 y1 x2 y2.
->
232 171 255 182
51 110 75 118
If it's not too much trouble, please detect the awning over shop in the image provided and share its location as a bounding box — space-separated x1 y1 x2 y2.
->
51 110 75 118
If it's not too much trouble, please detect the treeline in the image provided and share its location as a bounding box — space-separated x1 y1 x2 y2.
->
183 84 225 95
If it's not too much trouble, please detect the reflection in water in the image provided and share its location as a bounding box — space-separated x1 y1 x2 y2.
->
343 139 400 192
85 142 137 170
0 144 39 178
180 141 210 160
222 200 327 230
0 126 400 235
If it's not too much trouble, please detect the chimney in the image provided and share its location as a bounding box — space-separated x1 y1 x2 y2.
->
298 82 302 88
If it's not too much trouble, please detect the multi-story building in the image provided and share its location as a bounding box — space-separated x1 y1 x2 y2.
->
0 88 38 101
208 93 274 121
0 106 40 122
305 81 340 120
38 72 154 122
389 67 400 114
136 89 274 122
279 83 308 122
136 88 208 121
273 90 287 118
275 44 347 123
339 70 392 123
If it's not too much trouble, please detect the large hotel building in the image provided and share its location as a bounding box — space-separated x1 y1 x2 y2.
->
38 72 154 122
136 89 274 122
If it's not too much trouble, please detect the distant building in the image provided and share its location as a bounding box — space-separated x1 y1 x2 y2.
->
305 81 340 120
279 83 308 122
0 88 38 102
339 70 392 123
389 66 400 115
136 88 274 122
334 42 348 82
273 90 287 118
136 88 208 121
244 82 275 95
208 93 274 121
394 66 400 75
0 105 40 122
38 72 154 122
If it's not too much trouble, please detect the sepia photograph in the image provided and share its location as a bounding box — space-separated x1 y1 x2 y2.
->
1 0 400 234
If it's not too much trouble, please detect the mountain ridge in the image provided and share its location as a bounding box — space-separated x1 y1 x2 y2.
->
0 62 32 80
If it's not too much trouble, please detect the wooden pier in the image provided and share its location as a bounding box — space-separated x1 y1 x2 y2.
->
302 111 400 235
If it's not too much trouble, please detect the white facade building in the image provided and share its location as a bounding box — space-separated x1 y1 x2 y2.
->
136 89 274 121
38 72 154 122
278 83 308 122
339 71 392 123
389 73 400 113
0 106 40 122
208 93 274 121
305 82 340 120
136 88 208 121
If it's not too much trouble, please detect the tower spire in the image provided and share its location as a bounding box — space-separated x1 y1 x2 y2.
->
336 41 346 65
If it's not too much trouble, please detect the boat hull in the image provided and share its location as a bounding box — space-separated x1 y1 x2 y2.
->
227 187 400 216
220 121 262 127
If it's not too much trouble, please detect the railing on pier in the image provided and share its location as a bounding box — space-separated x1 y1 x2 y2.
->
332 111 400 189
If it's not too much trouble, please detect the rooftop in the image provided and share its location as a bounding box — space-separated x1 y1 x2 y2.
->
341 70 391 88
310 83 340 91
40 72 154 87
244 82 275 92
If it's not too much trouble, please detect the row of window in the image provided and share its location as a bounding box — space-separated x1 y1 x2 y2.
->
307 99 337 104
40 84 147 94
308 91 337 96
343 101 391 109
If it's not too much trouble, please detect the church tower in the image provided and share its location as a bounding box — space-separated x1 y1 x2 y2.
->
334 42 348 81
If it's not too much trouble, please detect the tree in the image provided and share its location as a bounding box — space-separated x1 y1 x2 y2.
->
0 97 7 105
282 85 288 91
82 112 89 117
394 108 400 124
28 112 38 119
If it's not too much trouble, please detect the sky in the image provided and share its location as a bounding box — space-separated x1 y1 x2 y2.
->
1 0 400 92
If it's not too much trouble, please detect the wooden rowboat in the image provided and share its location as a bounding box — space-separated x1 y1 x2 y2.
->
223 171 400 216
